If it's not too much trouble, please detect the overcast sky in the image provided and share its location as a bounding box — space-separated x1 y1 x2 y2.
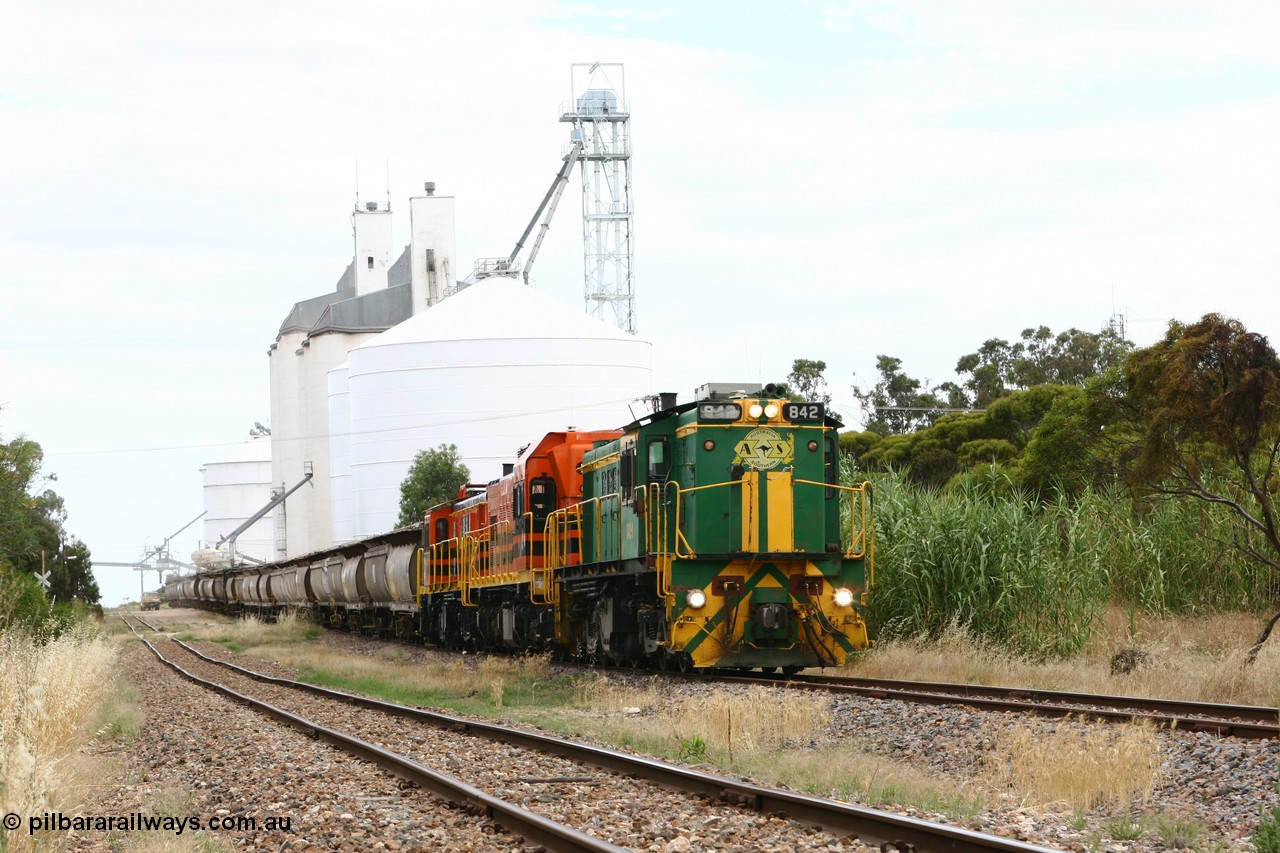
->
3 1 1278 606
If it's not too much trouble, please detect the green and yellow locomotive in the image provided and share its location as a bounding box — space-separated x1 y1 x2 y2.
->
542 382 873 671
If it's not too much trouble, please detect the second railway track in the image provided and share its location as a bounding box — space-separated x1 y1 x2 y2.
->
123 615 1065 853
707 671 1280 740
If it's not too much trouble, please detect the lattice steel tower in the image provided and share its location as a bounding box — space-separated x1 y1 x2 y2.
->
560 63 635 334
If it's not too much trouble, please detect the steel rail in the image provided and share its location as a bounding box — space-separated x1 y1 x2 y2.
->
120 617 626 853
155 628 1062 853
788 673 1280 724
704 672 1280 740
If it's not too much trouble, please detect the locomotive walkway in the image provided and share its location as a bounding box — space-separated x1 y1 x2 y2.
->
123 615 1064 852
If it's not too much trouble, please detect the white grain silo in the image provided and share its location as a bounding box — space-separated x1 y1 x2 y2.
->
328 362 354 543
344 274 652 538
200 434 274 562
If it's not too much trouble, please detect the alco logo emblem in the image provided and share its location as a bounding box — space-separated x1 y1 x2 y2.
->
733 428 795 470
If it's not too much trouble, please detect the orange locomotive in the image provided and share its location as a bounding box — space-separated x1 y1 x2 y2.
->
418 429 620 651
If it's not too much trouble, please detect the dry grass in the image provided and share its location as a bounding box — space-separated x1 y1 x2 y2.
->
1 624 120 852
572 674 982 816
668 686 833 756
986 717 1164 811
245 636 557 712
577 675 832 755
207 611 324 649
734 746 983 817
852 609 1280 707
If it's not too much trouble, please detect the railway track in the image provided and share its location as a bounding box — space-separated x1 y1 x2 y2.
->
122 615 1063 853
121 616 621 853
135 608 1279 739
705 671 1280 740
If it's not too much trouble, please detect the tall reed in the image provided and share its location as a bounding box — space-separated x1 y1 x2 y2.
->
850 462 1276 657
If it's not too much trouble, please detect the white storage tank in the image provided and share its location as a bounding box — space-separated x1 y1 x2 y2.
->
200 434 274 563
345 275 653 538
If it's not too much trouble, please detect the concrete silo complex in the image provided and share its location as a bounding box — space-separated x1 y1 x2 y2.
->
269 186 652 555
268 186 457 557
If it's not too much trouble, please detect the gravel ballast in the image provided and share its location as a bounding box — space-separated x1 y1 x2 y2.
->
72 622 1279 852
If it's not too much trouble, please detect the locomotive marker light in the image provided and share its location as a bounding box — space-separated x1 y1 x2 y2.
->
833 587 855 608
698 402 741 421
703 439 716 451
686 589 708 609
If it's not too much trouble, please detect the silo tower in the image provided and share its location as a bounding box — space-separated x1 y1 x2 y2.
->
560 63 635 334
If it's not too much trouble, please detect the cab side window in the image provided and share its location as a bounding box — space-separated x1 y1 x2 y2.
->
530 475 556 523
648 438 671 481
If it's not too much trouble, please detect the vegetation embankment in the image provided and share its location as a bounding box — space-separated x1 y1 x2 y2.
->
1 427 100 635
828 314 1280 666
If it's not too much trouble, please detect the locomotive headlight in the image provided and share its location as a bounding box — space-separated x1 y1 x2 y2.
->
748 403 764 418
833 587 855 608
764 403 778 418
686 589 708 609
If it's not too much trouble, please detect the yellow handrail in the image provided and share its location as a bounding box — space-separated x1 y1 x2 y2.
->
792 478 875 566
667 479 747 558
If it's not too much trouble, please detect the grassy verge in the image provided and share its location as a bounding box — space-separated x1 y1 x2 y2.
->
849 610 1280 707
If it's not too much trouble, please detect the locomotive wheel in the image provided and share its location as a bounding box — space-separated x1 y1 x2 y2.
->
781 665 802 675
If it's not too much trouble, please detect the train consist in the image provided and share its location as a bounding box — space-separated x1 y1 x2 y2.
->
166 384 874 671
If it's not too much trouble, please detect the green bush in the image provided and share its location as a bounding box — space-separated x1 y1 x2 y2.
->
0 558 53 631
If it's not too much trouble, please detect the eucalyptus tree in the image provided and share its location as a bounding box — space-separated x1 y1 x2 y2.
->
1099 314 1280 662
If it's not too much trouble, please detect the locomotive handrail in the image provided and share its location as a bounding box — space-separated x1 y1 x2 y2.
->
666 478 747 559
424 539 462 595
528 511 560 605
544 498 588 570
637 483 674 598
458 534 478 607
792 478 875 567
